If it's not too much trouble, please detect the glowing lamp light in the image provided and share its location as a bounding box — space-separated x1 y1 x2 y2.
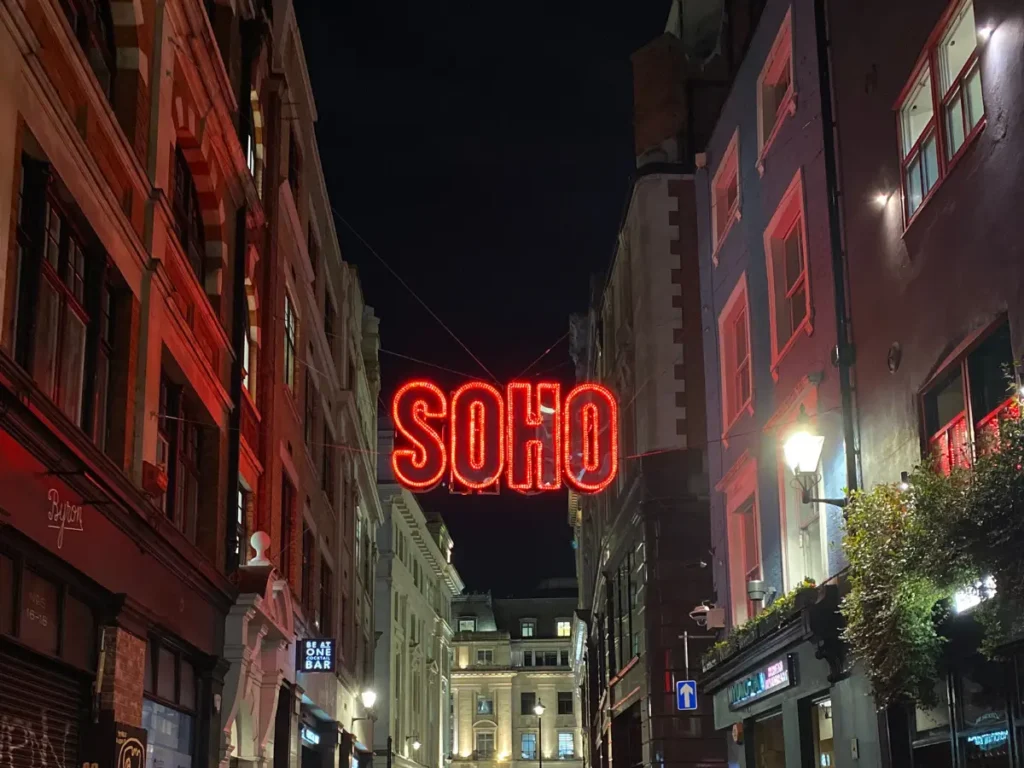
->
978 24 993 42
411 740 422 751
875 192 892 207
954 576 996 614
783 430 825 475
360 690 377 709
533 702 546 717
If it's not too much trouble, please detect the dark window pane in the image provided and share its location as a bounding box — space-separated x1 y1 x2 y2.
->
752 712 786 768
968 324 1014 423
20 570 59 655
558 692 573 715
145 640 155 694
0 554 12 635
544 651 558 667
960 657 1007 730
521 692 536 715
180 658 196 711
924 368 965 437
914 682 951 739
63 594 95 670
913 742 953 768
157 646 177 701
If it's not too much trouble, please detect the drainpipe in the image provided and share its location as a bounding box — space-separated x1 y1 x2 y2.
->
224 17 260 571
814 0 860 494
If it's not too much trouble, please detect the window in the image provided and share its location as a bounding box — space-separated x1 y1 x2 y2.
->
322 423 335 506
521 733 537 761
558 733 574 759
758 9 794 160
520 619 536 638
241 325 253 396
302 519 315 618
543 651 558 667
172 147 206 285
736 496 762 620
711 130 740 253
523 650 534 667
477 695 494 715
280 474 295 578
560 649 569 667
459 617 476 633
283 293 297 391
521 692 536 715
324 297 336 360
93 274 116 451
158 377 200 541
923 322 1015 474
764 171 810 370
320 560 333 633
898 0 984 219
235 485 249 568
60 0 116 99
718 276 752 431
475 732 494 758
304 361 316 448
477 649 493 665
307 224 319 286
556 620 571 638
288 128 302 198
557 692 573 715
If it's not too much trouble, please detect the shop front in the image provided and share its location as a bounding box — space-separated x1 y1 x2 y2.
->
701 585 883 768
0 396 230 768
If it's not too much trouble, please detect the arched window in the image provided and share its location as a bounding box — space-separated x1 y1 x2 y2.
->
61 0 117 99
172 146 206 284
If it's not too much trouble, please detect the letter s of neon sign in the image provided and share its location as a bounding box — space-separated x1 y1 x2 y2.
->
391 380 618 494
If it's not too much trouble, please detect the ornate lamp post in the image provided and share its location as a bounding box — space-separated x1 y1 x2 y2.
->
533 701 546 768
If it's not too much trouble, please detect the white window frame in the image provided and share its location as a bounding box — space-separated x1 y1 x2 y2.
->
711 129 741 261
756 7 796 173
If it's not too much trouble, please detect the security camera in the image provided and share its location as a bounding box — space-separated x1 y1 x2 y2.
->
688 604 710 625
689 602 725 629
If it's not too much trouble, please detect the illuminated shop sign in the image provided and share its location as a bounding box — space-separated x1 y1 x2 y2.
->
301 726 321 746
297 638 336 673
967 730 1008 751
391 380 618 494
728 656 795 709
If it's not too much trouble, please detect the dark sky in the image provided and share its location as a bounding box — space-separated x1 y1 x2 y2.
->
294 0 671 596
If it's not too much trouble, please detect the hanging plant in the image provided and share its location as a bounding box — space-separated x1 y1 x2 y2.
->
841 389 1024 708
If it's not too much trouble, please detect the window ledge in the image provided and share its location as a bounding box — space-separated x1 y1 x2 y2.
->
756 89 798 177
770 315 814 381
712 207 742 266
722 399 755 447
903 117 987 237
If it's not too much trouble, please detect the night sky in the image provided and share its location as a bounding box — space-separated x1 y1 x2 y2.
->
294 1 672 596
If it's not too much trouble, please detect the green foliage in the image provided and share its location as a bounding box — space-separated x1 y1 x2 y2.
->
841 392 1024 708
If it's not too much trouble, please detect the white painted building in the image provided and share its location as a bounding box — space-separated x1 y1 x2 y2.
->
450 585 582 768
375 427 463 768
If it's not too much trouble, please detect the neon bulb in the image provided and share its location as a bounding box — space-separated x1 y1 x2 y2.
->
506 381 562 492
450 381 505 491
563 383 618 493
392 380 448 490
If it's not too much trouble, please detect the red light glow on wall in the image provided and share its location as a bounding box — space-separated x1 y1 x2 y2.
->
391 380 619 494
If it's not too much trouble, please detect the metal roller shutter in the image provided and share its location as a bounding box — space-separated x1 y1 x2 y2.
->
0 646 88 768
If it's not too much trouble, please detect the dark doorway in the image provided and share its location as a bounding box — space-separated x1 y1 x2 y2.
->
611 701 643 768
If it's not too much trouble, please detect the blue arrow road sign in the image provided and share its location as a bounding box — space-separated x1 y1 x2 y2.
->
676 680 698 711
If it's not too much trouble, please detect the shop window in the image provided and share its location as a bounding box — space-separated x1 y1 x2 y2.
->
558 733 574 759
898 0 984 220
521 732 537 760
958 656 1009 765
20 569 59 656
811 698 835 768
142 699 195 768
172 147 206 285
711 130 740 254
764 171 811 372
558 692 573 715
719 275 752 433
752 712 786 768
477 695 494 715
923 323 1015 474
757 10 794 159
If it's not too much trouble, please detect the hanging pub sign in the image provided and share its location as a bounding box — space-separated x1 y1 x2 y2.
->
297 638 336 672
391 380 619 494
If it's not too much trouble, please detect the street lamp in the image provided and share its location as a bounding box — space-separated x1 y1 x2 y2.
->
782 410 847 509
410 738 422 751
533 701 545 768
361 689 378 709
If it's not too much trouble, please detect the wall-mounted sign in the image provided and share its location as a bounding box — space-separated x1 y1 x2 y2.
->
301 726 321 746
83 719 147 768
728 656 795 709
297 638 336 673
391 380 618 494
47 487 83 549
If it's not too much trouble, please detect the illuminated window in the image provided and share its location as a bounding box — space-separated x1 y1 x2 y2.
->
711 130 740 254
476 649 493 665
558 733 574 759
235 484 249 568
556 620 571 637
898 0 984 220
520 619 536 638
923 322 1015 475
757 9 794 159
718 275 752 433
477 695 494 715
521 733 537 761
764 170 810 372
458 617 476 633
283 293 297 391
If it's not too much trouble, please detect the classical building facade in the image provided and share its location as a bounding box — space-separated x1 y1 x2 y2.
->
568 4 766 768
374 429 462 768
0 3 382 768
450 585 582 768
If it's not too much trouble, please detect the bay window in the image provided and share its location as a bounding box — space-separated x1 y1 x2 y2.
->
922 322 1015 474
898 0 985 220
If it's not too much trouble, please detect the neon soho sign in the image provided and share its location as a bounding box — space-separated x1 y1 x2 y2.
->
391 381 619 494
